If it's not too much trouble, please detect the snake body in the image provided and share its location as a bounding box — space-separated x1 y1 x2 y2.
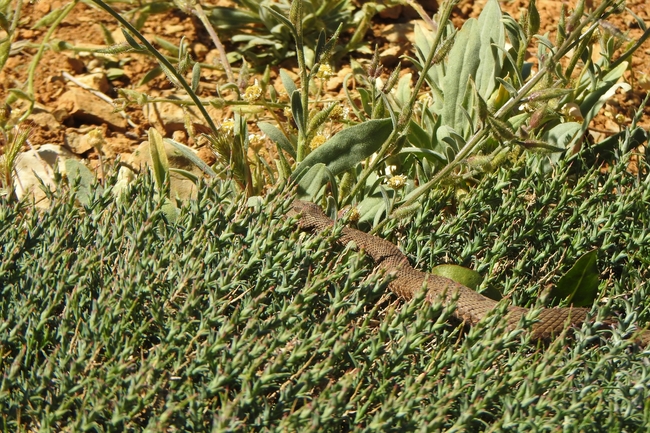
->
290 200 649 344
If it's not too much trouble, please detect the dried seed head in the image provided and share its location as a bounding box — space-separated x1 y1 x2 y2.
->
244 80 263 103
338 205 360 223
386 174 407 190
368 48 382 79
382 63 401 94
86 129 105 152
219 120 235 135
316 63 334 79
310 134 327 150
330 104 348 121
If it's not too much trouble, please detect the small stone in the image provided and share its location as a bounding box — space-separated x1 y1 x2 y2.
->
197 146 216 166
144 101 186 132
56 88 127 131
163 24 186 35
13 144 77 208
379 5 402 19
76 72 111 94
205 49 221 66
172 129 187 144
110 28 126 44
192 42 209 60
64 129 95 154
66 56 86 74
379 46 402 66
33 1 52 14
30 112 63 132
383 23 414 44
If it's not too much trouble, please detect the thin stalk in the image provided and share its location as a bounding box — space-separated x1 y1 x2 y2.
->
192 3 235 83
90 0 220 135
294 0 310 163
121 96 285 110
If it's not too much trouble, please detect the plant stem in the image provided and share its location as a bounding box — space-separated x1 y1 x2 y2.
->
293 0 310 163
192 3 235 84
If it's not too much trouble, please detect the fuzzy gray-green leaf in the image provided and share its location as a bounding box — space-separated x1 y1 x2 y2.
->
292 118 393 181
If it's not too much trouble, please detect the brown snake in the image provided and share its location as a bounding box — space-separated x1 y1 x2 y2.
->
290 200 650 345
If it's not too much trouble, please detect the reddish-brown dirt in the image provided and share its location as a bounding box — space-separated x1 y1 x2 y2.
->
1 0 648 173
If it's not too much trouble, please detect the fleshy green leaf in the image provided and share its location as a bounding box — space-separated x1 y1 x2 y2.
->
550 250 600 307
431 265 483 292
280 69 297 96
63 159 100 206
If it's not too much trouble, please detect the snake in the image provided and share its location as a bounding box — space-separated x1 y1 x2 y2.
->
289 199 650 345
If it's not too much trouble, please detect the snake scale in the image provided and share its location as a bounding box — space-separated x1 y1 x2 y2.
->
290 200 650 345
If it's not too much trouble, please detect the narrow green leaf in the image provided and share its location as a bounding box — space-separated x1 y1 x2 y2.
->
399 147 446 165
138 66 163 87
121 28 143 51
264 6 297 38
319 23 343 63
580 62 629 125
209 7 260 29
191 62 201 93
154 36 180 56
314 30 327 63
0 13 8 32
99 23 115 45
31 6 65 29
169 167 199 183
357 196 387 225
164 138 217 177
148 127 170 194
258 122 296 159
291 90 305 135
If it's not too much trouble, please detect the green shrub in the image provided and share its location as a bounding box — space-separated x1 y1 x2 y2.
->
1 150 649 430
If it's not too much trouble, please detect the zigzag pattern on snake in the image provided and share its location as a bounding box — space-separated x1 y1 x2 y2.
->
289 200 650 345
